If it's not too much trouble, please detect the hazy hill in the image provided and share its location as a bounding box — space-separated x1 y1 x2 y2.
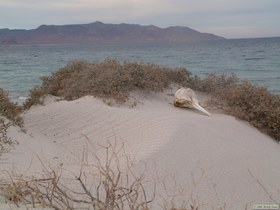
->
0 21 225 45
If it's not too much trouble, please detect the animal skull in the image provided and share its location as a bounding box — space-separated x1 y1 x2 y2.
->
174 87 211 116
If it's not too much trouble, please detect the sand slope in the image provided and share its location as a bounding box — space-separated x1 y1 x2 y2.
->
1 91 280 209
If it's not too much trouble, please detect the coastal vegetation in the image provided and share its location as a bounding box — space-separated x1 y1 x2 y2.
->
0 59 280 209
212 80 280 141
0 118 14 157
0 88 22 125
0 88 20 157
0 59 279 143
190 73 280 141
23 59 191 108
22 59 279 142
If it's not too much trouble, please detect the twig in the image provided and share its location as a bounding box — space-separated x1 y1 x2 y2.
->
248 169 279 204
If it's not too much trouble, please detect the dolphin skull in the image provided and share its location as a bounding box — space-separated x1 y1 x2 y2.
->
174 87 211 116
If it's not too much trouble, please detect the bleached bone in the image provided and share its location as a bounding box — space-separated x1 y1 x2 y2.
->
174 87 211 116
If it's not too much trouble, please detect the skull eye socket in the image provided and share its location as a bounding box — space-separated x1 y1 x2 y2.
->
174 100 191 107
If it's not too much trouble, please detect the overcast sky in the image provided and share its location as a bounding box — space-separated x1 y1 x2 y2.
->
1 0 279 38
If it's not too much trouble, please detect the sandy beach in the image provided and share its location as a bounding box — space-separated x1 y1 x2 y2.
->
1 88 280 209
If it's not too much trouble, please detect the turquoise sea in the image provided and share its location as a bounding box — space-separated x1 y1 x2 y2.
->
0 37 279 101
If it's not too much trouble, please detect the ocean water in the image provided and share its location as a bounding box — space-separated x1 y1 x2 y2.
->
0 37 279 101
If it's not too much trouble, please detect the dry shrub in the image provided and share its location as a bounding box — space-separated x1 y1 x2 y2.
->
1 140 156 210
0 88 22 125
22 60 279 141
0 89 21 157
188 73 238 93
214 81 280 141
0 117 17 157
24 59 191 108
189 73 279 142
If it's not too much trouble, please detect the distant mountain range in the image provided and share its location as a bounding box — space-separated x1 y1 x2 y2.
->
0 21 225 45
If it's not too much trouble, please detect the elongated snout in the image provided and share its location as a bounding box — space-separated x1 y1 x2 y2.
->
192 101 211 116
174 87 211 116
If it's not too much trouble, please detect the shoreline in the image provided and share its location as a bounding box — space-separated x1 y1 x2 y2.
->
1 38 280 100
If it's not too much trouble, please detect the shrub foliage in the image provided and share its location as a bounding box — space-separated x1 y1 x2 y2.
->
24 59 191 108
22 59 280 142
0 88 22 125
190 74 280 141
214 81 280 141
0 89 21 156
0 117 18 157
189 73 238 93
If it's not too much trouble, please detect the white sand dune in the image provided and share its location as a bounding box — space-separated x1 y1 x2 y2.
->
1 90 280 209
